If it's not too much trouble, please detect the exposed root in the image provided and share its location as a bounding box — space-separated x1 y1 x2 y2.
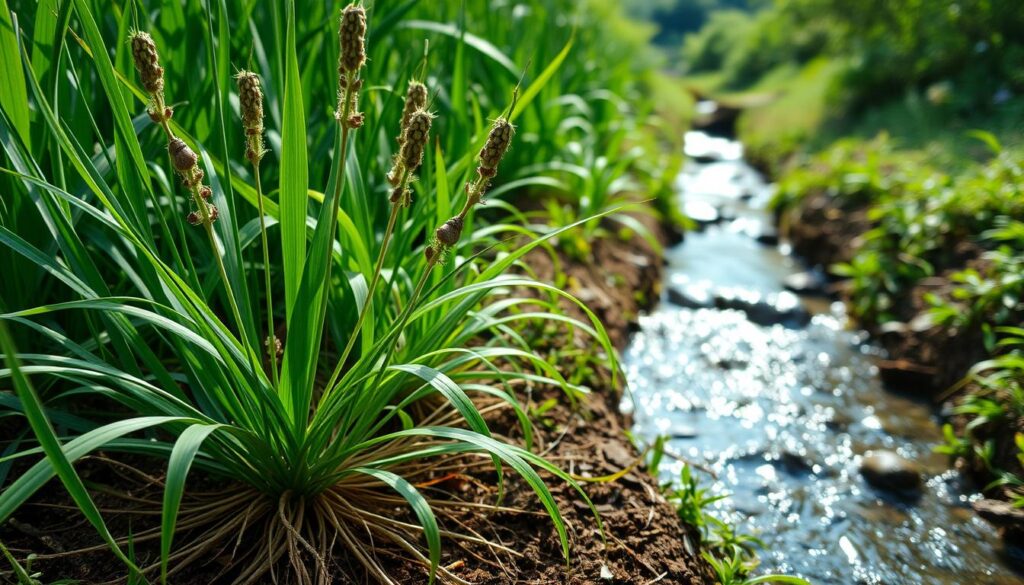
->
14 467 535 585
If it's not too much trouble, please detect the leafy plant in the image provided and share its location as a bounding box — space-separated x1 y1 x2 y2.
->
934 423 971 459
0 2 629 583
702 550 810 585
663 464 807 584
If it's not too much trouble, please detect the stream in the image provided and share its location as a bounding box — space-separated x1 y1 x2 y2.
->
623 131 1024 584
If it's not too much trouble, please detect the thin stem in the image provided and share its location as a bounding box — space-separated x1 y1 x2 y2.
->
363 257 439 394
254 165 279 387
192 179 249 351
322 171 407 397
158 120 250 351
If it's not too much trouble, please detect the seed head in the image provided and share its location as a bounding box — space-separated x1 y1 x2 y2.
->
435 216 464 248
236 70 266 164
200 186 212 200
477 118 514 178
424 245 437 263
187 211 201 226
168 138 198 172
186 168 205 188
148 107 173 124
399 110 432 172
338 5 367 76
265 336 283 358
389 186 410 204
399 81 428 143
130 32 164 95
208 204 220 222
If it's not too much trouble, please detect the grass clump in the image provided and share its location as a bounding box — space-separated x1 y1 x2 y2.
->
0 2 628 583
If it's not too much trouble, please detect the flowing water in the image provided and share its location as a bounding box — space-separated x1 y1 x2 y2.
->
623 131 1024 585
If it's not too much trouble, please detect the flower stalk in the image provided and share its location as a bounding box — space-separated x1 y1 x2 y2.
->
323 86 433 397
314 4 369 398
130 31 251 355
237 70 278 386
361 103 516 399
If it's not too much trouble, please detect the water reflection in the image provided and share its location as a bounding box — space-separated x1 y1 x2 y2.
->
624 132 1023 585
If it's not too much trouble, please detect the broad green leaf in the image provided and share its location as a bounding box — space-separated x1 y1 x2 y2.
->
279 0 309 324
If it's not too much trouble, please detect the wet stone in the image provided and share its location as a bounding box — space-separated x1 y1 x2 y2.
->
712 291 810 327
683 200 720 225
602 442 635 469
755 230 780 246
973 498 1024 529
860 450 922 492
876 359 937 393
825 412 854 431
784 270 829 296
779 450 816 475
666 285 713 310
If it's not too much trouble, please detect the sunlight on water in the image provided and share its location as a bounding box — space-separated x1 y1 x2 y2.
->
624 132 1024 585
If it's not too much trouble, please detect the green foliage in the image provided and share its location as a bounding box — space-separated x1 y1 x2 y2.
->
666 464 729 531
935 328 1024 506
702 551 811 585
0 0 687 581
662 464 808 583
930 218 1024 332
683 0 1024 170
776 134 1024 326
935 423 971 460
682 6 829 90
690 0 1024 110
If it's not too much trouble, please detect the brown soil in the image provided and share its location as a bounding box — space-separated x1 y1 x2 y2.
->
0 211 715 584
781 192 870 271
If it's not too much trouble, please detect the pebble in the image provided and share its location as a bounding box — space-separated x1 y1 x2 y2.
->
713 290 810 327
859 450 922 492
783 270 829 296
683 200 720 224
755 230 780 246
671 424 699 439
666 285 713 310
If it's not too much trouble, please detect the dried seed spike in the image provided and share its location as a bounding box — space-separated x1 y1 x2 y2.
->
398 81 428 143
338 4 367 76
235 70 266 164
435 216 464 247
477 117 514 178
168 138 198 172
129 31 164 95
335 5 365 128
399 110 432 173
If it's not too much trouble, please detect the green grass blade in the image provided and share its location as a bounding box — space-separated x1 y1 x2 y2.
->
160 423 223 584
0 322 144 577
512 32 574 121
0 0 29 150
279 0 308 327
352 467 441 584
399 20 517 77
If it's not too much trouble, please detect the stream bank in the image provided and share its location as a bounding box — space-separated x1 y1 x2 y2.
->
626 131 1024 584
778 180 1024 542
